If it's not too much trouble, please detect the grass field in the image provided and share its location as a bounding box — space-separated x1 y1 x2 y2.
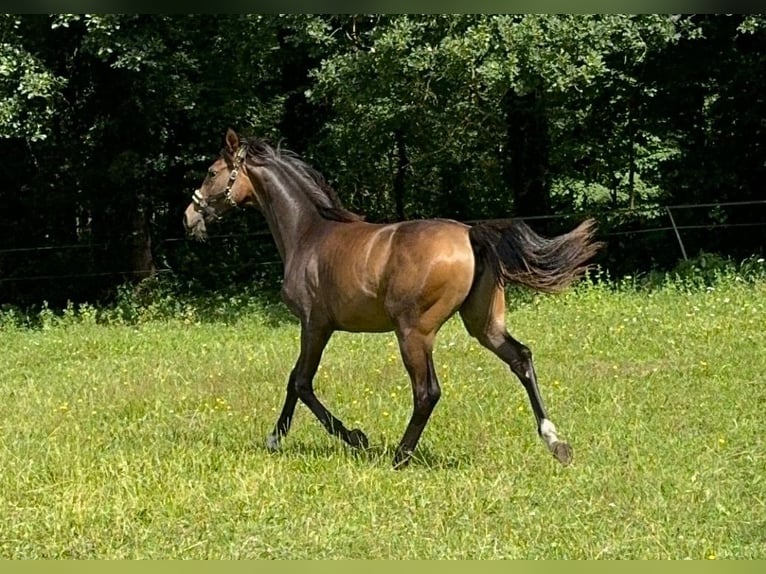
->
1 276 764 559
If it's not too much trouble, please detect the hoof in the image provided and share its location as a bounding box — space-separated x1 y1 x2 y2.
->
347 428 369 449
552 441 573 466
392 448 413 470
265 434 281 452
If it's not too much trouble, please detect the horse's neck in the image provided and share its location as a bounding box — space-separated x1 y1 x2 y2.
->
257 170 324 265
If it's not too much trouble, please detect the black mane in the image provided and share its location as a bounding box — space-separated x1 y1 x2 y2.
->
235 138 364 223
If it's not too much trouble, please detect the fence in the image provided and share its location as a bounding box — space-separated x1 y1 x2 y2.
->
1 199 765 306
464 199 766 262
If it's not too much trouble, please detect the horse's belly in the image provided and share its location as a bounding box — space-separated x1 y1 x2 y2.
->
331 295 393 333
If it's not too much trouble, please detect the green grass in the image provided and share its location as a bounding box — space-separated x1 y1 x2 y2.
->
1 278 765 558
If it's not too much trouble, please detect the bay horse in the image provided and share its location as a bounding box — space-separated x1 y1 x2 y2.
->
183 128 602 468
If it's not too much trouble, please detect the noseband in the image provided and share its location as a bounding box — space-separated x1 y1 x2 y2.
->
192 144 247 218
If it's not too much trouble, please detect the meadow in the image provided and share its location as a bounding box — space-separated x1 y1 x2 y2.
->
0 272 764 559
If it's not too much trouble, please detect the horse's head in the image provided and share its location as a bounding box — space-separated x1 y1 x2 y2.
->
183 128 256 240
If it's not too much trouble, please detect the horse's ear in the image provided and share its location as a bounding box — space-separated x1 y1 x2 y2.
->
224 128 239 153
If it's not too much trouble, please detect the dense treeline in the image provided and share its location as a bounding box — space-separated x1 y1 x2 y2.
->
0 14 764 306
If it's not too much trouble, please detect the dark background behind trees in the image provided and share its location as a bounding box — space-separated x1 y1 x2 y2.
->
1 14 764 307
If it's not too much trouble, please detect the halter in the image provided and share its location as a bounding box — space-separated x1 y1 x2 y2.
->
192 144 247 218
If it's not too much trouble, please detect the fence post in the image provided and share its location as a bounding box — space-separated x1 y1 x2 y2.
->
665 206 688 261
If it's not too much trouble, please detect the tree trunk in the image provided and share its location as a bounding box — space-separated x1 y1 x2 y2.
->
276 25 326 154
627 98 637 210
502 89 552 228
393 128 408 220
130 203 156 281
439 160 467 220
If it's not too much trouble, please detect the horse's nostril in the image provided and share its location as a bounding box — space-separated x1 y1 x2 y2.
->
183 208 207 240
183 210 200 234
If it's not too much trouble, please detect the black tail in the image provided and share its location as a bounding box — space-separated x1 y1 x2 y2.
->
468 218 603 293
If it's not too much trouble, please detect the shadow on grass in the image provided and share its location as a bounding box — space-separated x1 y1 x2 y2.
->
267 441 474 471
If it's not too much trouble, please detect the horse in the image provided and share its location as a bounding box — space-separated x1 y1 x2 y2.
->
183 128 602 469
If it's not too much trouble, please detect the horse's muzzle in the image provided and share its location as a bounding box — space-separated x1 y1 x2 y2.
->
183 204 208 241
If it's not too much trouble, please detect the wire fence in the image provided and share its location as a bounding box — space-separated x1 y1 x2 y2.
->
1 199 765 290
464 199 766 263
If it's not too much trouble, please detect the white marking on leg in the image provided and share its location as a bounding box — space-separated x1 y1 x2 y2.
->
265 434 281 452
539 418 560 451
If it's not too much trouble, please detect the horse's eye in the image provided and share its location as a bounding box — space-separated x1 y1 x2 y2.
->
208 169 217 178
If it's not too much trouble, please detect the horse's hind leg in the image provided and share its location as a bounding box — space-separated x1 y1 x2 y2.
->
266 323 368 451
459 273 572 465
392 327 440 469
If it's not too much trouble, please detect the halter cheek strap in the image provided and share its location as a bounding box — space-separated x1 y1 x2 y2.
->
192 145 247 217
221 145 248 205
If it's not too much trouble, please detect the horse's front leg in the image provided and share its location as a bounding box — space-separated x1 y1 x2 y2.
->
266 323 367 451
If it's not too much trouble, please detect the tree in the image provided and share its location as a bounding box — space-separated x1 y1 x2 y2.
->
0 15 288 304
308 15 691 225
0 14 763 306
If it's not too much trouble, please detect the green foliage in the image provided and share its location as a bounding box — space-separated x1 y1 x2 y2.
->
668 253 766 288
3 259 764 335
0 14 764 307
0 16 65 141
737 15 766 34
307 15 694 219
